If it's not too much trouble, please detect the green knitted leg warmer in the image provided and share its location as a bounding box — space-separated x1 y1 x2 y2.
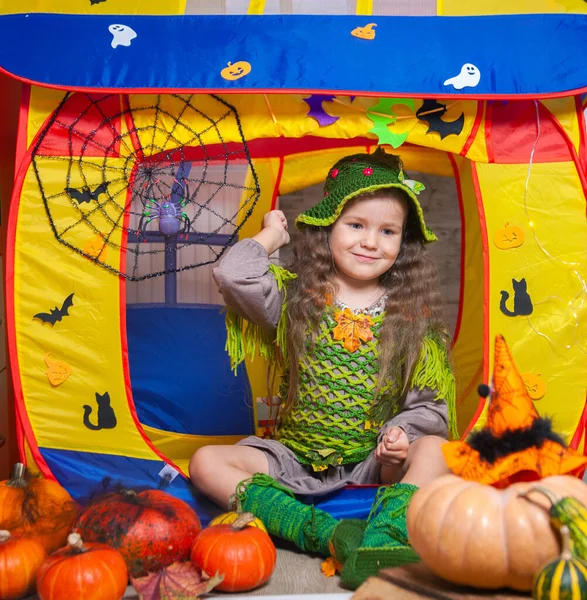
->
340 484 420 590
235 473 338 557
329 519 368 564
361 483 418 548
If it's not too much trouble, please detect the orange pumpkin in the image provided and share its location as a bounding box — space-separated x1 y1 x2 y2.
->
0 463 77 553
0 530 47 599
406 474 587 591
191 513 276 592
75 488 202 577
36 533 128 600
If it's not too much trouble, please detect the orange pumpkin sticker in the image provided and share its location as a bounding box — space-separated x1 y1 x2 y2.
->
83 234 107 260
521 372 547 400
351 23 377 40
332 308 374 352
220 61 252 81
442 335 587 486
44 353 72 386
493 223 524 250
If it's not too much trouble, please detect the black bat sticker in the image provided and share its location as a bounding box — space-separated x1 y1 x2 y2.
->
65 182 108 204
34 293 75 325
416 99 465 139
90 0 108 4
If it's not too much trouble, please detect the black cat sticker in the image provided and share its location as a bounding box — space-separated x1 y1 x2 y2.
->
83 392 117 430
500 278 533 317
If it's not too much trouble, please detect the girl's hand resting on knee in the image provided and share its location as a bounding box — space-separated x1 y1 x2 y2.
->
253 210 290 255
375 426 410 466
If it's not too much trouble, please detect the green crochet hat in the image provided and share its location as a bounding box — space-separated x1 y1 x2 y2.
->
295 147 437 242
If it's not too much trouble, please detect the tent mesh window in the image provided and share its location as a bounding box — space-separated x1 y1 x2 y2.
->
31 92 260 282
126 162 251 305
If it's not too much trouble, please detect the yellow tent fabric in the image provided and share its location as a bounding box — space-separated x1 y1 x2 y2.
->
11 90 586 469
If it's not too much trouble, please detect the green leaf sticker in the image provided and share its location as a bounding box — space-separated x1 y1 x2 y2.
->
367 98 416 149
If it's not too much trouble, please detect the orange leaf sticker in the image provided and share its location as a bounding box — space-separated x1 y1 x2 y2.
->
332 308 374 352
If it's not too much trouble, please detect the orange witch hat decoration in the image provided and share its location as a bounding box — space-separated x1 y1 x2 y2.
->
443 335 587 487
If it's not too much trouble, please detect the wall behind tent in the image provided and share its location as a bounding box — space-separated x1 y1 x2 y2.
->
279 171 461 335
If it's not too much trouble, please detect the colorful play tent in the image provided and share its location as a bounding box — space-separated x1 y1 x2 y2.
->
1 2 586 523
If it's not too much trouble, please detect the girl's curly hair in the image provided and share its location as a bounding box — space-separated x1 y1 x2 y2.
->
282 190 451 416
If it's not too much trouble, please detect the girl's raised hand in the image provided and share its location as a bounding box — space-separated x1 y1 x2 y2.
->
253 210 290 255
263 210 289 234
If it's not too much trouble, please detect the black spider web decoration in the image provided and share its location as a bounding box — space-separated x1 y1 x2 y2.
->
31 93 261 281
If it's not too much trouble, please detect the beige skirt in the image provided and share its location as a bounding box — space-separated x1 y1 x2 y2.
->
237 436 381 496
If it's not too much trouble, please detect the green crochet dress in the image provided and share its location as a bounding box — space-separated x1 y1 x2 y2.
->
277 306 395 470
225 265 457 472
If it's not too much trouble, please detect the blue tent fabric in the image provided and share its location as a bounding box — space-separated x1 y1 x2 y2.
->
40 447 379 525
126 305 255 436
40 447 223 525
0 13 586 97
305 486 379 521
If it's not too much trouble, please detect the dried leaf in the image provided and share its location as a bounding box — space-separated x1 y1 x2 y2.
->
131 562 224 600
321 557 343 577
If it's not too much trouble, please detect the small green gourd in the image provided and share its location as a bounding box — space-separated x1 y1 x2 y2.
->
533 526 587 600
521 487 587 560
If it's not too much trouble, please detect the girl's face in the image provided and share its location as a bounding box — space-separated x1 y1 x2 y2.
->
329 193 408 285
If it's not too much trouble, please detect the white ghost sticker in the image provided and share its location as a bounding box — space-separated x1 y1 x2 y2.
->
443 64 481 90
109 24 137 49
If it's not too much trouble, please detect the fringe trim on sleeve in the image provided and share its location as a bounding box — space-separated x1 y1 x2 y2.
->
224 264 297 374
410 334 458 438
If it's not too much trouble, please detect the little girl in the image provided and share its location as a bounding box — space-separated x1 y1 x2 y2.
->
190 148 457 589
